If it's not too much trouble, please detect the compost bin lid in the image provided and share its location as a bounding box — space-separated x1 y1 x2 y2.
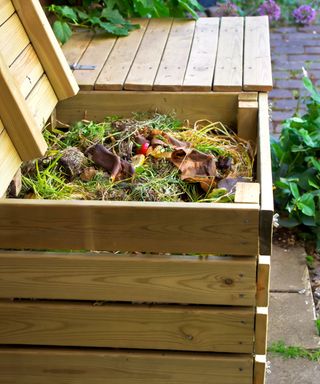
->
0 0 78 196
63 16 273 93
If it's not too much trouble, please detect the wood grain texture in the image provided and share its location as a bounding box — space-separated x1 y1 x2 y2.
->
124 18 173 90
0 13 29 65
10 44 44 98
12 0 79 100
214 17 244 91
244 16 272 91
74 32 117 90
0 52 47 160
235 182 260 204
0 200 259 255
237 99 258 142
0 347 253 384
0 301 255 352
62 28 93 66
254 355 266 384
0 251 257 306
95 19 149 91
257 255 270 307
183 18 219 91
0 0 14 25
153 19 195 91
0 118 4 135
255 307 268 355
56 91 240 127
257 93 273 255
0 129 22 197
26 74 58 129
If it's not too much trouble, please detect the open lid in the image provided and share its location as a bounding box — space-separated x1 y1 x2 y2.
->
0 0 78 162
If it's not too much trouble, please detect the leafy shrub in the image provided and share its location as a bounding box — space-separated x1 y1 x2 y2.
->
48 0 203 44
271 75 320 250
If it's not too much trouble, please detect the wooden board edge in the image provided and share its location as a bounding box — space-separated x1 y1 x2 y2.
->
235 182 260 204
255 307 268 355
256 255 270 307
254 354 266 384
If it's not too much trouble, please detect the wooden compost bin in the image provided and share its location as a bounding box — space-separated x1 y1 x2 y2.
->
0 2 273 384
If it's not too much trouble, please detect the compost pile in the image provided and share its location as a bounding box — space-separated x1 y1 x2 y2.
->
19 114 256 203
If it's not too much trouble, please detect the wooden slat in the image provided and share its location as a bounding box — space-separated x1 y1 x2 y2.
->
258 93 273 255
124 18 173 91
256 255 270 307
10 44 44 98
0 129 22 197
0 251 257 306
95 19 149 91
235 182 260 204
254 355 266 384
153 19 195 91
0 118 4 136
0 200 259 255
183 18 220 91
73 32 117 91
12 0 79 100
26 75 58 129
0 13 29 65
213 17 244 91
0 52 47 160
56 91 240 127
255 307 268 355
0 347 253 384
0 0 14 25
237 98 258 142
62 29 93 66
244 16 272 91
0 301 255 352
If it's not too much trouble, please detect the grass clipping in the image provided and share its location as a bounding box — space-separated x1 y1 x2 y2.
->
19 114 256 203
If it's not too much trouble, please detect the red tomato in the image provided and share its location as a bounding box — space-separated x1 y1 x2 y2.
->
137 142 150 155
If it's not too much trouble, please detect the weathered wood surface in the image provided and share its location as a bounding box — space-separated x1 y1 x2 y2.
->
255 307 268 355
56 91 240 127
0 0 14 26
235 183 260 204
0 347 253 384
257 93 274 255
254 355 266 384
244 16 272 91
257 255 270 307
237 96 259 141
0 301 255 352
0 251 257 305
0 200 259 255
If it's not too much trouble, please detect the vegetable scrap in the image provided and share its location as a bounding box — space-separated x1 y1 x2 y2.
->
17 114 256 203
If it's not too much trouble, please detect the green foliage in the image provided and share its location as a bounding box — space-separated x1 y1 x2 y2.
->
48 0 203 44
271 75 320 251
269 341 320 361
316 319 320 336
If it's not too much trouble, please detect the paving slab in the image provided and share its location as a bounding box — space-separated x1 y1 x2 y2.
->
268 291 319 349
271 245 309 292
266 357 320 384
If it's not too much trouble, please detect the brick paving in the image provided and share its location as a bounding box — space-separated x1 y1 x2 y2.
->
270 25 320 136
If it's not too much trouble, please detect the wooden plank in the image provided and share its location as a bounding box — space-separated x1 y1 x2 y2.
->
258 93 273 255
0 301 255 352
95 19 149 91
0 129 22 197
213 17 244 91
73 32 117 91
255 307 268 355
183 18 219 91
0 347 253 384
153 19 196 91
0 0 14 25
62 28 93 66
244 16 272 91
0 118 4 135
0 13 29 65
237 99 258 141
124 18 173 91
0 52 47 160
10 44 44 98
26 75 58 129
0 200 259 255
254 355 266 384
56 91 240 127
257 255 270 307
12 0 79 100
0 251 257 306
235 182 260 204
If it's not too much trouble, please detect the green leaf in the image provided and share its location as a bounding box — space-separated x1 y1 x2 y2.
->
52 20 72 44
98 21 129 36
279 216 300 228
297 194 315 217
59 6 78 22
289 182 300 199
303 76 320 103
101 8 126 24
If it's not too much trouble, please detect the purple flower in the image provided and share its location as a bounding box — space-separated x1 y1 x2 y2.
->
213 2 239 17
292 5 316 25
258 0 281 22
